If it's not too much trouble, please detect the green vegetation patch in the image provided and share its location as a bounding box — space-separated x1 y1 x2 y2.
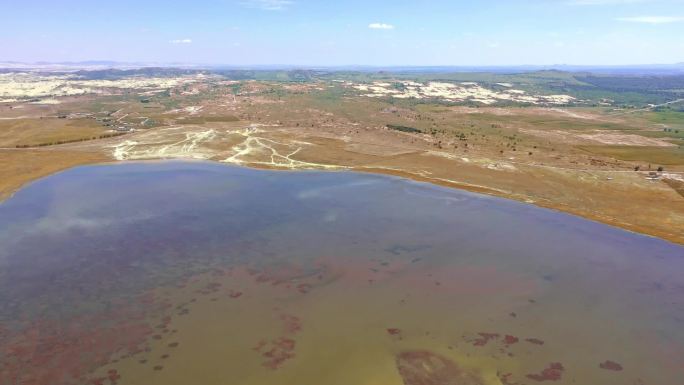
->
386 124 422 133
642 108 684 131
178 115 240 124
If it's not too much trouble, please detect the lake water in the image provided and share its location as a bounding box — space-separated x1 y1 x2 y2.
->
0 161 682 385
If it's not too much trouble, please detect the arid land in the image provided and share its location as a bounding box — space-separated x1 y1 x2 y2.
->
1 69 683 244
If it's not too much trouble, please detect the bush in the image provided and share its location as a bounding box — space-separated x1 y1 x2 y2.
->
386 124 421 134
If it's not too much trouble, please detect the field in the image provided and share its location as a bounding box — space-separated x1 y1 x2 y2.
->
578 145 684 165
0 117 114 147
0 68 683 243
0 149 108 200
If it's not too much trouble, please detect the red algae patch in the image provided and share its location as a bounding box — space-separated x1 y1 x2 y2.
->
252 310 303 370
253 337 297 370
395 350 484 385
279 313 302 334
599 360 623 371
472 332 499 347
197 282 222 295
497 372 518 385
0 308 153 385
526 363 565 382
525 338 545 346
88 369 121 385
107 369 121 383
0 289 184 385
387 328 403 340
247 264 317 287
503 335 519 346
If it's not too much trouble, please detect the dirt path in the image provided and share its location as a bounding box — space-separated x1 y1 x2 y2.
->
610 98 684 116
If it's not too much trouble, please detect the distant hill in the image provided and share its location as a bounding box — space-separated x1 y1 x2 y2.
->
1 61 683 75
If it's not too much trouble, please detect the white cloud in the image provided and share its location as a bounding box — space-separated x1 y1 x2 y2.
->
242 0 293 11
369 23 395 30
170 39 192 44
616 16 684 24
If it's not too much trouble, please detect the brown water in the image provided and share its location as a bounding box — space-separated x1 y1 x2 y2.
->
0 161 682 385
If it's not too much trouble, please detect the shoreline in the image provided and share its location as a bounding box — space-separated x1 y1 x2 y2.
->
354 166 684 246
2 157 682 246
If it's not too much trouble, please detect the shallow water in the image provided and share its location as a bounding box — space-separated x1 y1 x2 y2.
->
0 161 682 385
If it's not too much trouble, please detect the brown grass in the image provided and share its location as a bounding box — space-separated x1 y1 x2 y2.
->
0 149 108 201
663 178 684 198
0 118 109 147
578 145 684 166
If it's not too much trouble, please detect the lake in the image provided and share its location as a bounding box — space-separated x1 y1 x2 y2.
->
0 161 682 385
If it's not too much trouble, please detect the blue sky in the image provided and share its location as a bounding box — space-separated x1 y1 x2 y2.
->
1 0 683 65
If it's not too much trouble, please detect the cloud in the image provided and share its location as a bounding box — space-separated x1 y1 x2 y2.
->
616 16 684 24
241 0 293 10
170 39 192 44
369 23 395 30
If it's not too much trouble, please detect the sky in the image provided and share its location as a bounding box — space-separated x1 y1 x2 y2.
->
1 0 683 66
